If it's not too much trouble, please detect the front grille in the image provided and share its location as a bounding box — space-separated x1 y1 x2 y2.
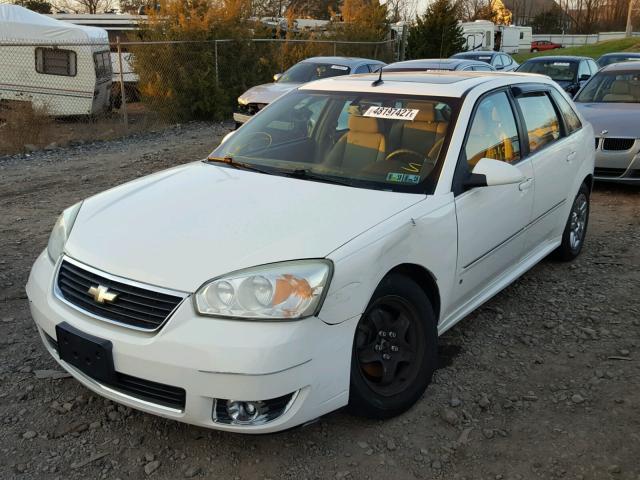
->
237 102 267 116
594 167 626 177
214 393 295 425
628 169 640 178
602 138 635 151
56 260 184 331
43 331 186 410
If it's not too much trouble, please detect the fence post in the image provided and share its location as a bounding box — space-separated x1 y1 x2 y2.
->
333 41 337 56
214 40 219 88
116 37 128 128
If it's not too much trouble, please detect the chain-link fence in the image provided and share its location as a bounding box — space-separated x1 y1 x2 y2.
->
0 37 400 155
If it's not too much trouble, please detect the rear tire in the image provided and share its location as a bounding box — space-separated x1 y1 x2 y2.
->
348 274 438 419
553 182 590 261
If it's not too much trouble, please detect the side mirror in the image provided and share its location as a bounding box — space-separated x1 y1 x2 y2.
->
273 73 283 82
220 130 236 144
579 74 590 82
464 158 525 189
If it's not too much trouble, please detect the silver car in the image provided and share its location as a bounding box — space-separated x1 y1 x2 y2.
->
233 56 385 127
574 61 640 183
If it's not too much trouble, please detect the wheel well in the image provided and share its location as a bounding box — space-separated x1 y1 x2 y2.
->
584 174 594 192
386 264 441 321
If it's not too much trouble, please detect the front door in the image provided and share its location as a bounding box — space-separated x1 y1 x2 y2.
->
452 90 534 309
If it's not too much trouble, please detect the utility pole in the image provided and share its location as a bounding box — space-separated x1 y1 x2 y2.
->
626 0 635 36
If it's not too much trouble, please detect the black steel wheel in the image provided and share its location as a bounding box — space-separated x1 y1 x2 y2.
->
349 273 437 419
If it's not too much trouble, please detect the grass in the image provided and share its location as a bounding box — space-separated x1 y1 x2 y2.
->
513 37 640 63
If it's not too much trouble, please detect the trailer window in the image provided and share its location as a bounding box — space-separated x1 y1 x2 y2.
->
93 51 112 80
35 48 77 77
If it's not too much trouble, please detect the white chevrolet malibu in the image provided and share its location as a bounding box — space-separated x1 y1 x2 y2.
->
27 71 595 433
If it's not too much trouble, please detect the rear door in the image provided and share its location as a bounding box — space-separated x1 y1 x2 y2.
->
452 89 534 306
513 86 578 252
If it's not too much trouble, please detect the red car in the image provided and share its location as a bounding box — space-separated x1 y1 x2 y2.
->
531 40 563 52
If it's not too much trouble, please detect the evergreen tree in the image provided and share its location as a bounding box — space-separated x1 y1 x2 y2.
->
14 0 52 14
407 0 465 59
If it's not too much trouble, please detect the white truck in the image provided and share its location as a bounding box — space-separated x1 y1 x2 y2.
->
0 5 112 116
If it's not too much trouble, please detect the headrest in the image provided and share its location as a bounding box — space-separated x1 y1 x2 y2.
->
348 116 380 133
407 103 435 122
611 80 629 94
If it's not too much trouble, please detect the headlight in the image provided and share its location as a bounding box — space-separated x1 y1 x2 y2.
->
47 202 82 262
195 260 332 320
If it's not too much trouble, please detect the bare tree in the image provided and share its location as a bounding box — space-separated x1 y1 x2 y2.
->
52 0 115 14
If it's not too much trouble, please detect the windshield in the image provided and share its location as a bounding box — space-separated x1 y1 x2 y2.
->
575 71 640 103
459 53 492 64
210 91 459 193
277 62 351 83
518 60 577 81
598 55 640 67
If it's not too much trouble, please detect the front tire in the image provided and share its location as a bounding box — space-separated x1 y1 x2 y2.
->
554 182 590 261
348 274 438 419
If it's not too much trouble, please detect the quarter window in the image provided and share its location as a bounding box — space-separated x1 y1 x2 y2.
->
35 47 77 76
465 91 521 166
550 90 582 134
354 65 370 74
516 93 561 153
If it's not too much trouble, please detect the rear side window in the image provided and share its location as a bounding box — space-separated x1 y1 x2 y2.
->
354 65 369 74
550 89 582 134
35 48 77 76
516 93 561 153
465 91 521 166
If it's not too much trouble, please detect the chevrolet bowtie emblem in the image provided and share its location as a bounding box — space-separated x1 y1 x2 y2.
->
88 285 118 304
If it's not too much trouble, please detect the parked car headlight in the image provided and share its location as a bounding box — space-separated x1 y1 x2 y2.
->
195 260 332 320
47 202 82 263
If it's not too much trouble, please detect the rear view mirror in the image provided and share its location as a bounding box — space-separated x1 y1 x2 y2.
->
579 74 591 82
273 73 282 82
465 158 525 189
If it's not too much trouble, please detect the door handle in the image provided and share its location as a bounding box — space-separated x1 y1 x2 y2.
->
566 151 576 162
518 177 533 191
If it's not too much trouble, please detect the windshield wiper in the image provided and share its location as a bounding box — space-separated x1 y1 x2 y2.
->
206 156 274 175
283 169 355 187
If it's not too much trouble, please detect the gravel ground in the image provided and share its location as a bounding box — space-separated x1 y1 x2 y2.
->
0 123 639 480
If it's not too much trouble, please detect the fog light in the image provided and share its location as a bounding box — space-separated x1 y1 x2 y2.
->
212 391 299 426
227 400 261 424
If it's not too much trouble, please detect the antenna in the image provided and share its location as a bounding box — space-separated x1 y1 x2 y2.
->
439 24 445 69
371 66 383 86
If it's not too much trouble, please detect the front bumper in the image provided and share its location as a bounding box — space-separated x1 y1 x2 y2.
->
594 138 640 182
26 251 357 433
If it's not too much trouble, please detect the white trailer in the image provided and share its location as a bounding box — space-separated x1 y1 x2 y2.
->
516 26 533 52
460 20 522 53
0 5 112 116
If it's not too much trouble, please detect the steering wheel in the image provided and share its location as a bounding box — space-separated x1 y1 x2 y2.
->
233 132 272 156
385 149 424 164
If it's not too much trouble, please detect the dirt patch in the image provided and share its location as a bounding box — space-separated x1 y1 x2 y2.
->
0 127 638 480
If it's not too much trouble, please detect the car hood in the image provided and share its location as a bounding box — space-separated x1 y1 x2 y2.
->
575 102 640 138
65 162 424 292
238 82 300 105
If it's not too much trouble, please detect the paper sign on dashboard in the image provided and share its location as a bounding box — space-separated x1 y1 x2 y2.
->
363 106 420 121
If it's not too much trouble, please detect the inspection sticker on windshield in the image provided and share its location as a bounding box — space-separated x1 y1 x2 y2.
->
387 172 421 184
364 106 420 121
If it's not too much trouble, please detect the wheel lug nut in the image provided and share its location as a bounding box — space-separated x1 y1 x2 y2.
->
374 344 382 351
379 331 387 337
391 345 399 352
382 353 391 360
388 331 396 338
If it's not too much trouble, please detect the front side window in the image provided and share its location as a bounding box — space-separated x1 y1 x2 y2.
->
465 91 520 166
211 91 459 193
575 71 640 103
493 55 504 68
578 61 590 79
516 93 561 152
35 48 76 76
277 63 351 83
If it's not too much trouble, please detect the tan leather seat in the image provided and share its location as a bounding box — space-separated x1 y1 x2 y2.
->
390 103 447 157
603 80 634 102
325 115 386 170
